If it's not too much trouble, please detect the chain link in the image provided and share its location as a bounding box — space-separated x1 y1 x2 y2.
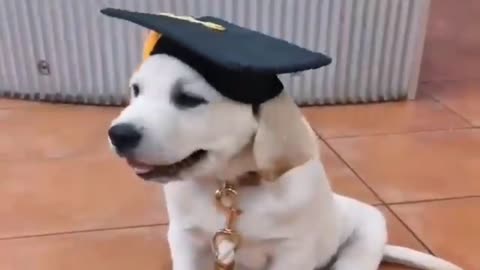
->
212 183 242 270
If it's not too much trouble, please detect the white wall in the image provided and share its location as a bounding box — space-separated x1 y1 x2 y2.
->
0 0 430 105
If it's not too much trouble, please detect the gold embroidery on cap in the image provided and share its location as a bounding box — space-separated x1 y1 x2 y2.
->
159 12 226 31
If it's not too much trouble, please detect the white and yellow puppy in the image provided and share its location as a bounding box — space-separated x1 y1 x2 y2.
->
108 54 462 270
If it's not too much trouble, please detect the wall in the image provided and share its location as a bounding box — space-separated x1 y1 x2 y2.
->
0 0 430 105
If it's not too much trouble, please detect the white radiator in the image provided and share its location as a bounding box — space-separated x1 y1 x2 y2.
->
0 0 430 105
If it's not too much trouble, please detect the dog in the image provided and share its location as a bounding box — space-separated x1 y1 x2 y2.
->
107 54 463 270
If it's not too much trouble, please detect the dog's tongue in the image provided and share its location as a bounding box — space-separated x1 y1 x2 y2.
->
126 158 154 174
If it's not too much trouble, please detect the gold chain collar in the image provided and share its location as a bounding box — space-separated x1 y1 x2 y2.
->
212 182 241 270
211 172 260 269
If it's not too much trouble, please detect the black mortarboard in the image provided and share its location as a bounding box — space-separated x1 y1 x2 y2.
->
100 8 332 104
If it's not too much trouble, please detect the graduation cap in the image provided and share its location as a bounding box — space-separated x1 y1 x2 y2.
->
100 8 332 104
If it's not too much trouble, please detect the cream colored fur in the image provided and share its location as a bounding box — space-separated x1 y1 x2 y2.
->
109 54 463 270
253 91 319 181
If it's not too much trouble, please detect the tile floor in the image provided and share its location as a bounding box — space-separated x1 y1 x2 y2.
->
1 80 478 270
1 1 479 269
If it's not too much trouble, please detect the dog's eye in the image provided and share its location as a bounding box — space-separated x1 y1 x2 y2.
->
131 84 140 97
172 90 207 108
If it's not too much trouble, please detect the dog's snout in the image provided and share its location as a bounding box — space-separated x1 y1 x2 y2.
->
108 123 142 153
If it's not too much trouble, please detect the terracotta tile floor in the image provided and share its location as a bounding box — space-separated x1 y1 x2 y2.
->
1 1 479 268
0 78 477 270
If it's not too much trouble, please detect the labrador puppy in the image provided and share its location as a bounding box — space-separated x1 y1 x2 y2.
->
108 54 462 270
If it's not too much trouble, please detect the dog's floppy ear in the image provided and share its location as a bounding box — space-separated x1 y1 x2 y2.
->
253 92 319 181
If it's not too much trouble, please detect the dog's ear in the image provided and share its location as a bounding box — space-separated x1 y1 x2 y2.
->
252 92 319 181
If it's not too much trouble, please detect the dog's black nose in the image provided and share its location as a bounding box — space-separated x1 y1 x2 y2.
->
108 123 142 153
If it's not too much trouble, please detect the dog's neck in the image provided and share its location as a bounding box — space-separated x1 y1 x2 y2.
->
214 140 263 187
212 96 320 187
213 118 320 187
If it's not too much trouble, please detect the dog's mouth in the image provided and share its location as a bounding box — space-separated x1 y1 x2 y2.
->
126 150 207 180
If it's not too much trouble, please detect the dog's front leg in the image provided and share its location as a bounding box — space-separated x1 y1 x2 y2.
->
168 226 212 270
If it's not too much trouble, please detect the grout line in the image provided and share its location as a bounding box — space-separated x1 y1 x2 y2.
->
421 86 474 127
322 126 474 140
387 195 480 254
386 195 480 206
384 204 434 255
314 130 435 254
317 134 387 205
320 141 386 205
0 222 169 241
